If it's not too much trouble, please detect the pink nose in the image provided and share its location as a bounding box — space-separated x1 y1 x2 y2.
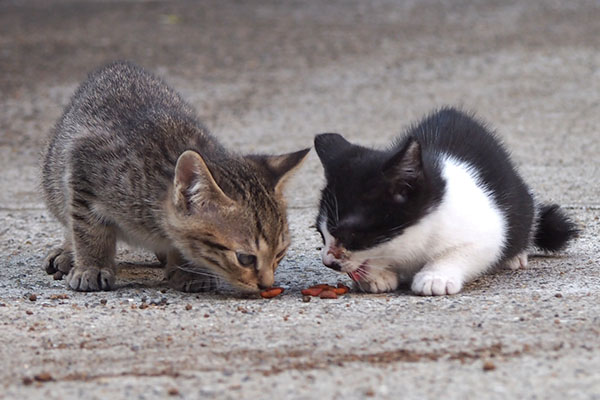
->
322 245 344 272
328 245 344 259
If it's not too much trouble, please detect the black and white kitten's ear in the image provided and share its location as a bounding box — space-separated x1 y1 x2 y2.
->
382 138 423 201
314 133 353 167
173 150 234 212
246 148 311 193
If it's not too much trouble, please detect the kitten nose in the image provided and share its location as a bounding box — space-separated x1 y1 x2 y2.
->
328 246 344 259
324 261 342 271
258 283 271 290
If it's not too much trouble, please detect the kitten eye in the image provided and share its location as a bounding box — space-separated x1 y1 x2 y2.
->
236 252 256 267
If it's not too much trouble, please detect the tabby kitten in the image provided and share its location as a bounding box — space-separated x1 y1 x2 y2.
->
314 108 577 295
42 61 309 292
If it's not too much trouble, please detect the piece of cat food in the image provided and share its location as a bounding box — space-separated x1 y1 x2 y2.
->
311 284 334 289
333 286 348 295
260 287 284 298
301 282 350 298
319 290 338 299
301 288 324 296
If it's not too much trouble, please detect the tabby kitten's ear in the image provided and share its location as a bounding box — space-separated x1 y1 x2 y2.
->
246 148 311 193
314 133 352 168
382 138 423 202
173 150 233 212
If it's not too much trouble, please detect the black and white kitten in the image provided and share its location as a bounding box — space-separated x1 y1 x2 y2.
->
314 107 578 296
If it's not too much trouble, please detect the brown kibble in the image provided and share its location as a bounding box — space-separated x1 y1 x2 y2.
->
29 294 37 302
302 295 312 303
100 299 107 305
185 304 192 311
34 372 53 382
260 287 284 298
555 293 563 298
303 282 350 297
22 377 33 385
50 294 69 300
26 310 33 315
139 303 149 309
319 290 338 299
167 387 179 396
301 288 323 296
332 286 348 295
310 284 334 289
483 361 496 371
204 313 210 318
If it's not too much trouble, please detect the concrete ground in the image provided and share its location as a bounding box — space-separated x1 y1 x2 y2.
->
1 0 599 398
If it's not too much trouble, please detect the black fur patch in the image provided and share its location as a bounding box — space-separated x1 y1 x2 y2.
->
315 107 574 261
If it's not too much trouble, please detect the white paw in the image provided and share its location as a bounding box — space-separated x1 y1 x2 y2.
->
505 252 528 270
411 271 462 296
358 269 399 293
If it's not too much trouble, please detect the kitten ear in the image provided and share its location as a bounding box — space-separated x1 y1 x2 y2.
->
246 148 311 193
382 138 423 200
314 133 352 167
173 150 233 212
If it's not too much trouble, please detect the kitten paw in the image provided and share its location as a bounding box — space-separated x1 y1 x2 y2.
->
356 269 399 293
66 266 115 291
43 247 74 280
505 252 528 270
155 252 167 266
411 271 462 296
167 268 217 292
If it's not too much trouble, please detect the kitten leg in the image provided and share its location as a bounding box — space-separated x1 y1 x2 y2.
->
164 249 217 292
43 238 74 280
155 251 167 266
355 267 399 293
65 209 117 291
411 246 497 296
505 252 528 270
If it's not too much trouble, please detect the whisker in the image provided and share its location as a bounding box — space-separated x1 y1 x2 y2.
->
177 262 221 278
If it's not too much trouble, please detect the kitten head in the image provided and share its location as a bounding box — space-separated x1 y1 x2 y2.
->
314 133 440 281
165 148 310 292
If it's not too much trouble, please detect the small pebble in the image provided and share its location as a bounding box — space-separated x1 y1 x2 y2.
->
302 295 311 303
34 372 53 382
185 304 192 311
167 387 179 396
29 294 37 302
483 361 496 371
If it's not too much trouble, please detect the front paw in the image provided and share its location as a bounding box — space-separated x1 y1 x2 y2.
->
166 268 217 293
43 247 74 280
411 271 462 296
356 269 399 293
66 266 116 291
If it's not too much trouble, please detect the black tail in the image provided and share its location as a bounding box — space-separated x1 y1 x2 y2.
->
533 204 579 252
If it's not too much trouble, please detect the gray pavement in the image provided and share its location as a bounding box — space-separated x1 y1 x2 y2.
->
1 0 599 399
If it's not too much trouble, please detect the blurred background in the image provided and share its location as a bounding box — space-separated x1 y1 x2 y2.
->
1 0 599 212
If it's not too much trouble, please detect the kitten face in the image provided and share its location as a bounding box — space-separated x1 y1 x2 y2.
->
166 149 309 292
314 133 438 284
